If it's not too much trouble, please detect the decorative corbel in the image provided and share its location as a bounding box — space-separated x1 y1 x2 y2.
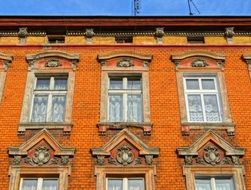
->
225 27 235 44
18 27 28 44
85 28 95 44
155 27 165 44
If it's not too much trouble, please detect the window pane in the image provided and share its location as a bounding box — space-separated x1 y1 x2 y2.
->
195 179 211 190
54 78 67 90
51 95 66 122
110 78 123 89
109 95 123 122
204 95 221 122
202 79 216 90
107 179 123 190
128 78 141 89
128 179 144 190
31 95 48 122
187 95 203 121
42 179 58 190
36 78 50 90
186 79 199 90
128 95 142 122
22 179 38 190
215 178 234 190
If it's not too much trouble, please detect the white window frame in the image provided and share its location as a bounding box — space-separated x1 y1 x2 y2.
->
195 176 234 190
106 177 145 190
30 75 68 122
108 76 143 122
183 75 222 123
19 177 58 190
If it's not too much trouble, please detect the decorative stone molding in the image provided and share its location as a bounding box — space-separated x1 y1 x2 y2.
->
155 27 165 44
9 129 75 167
45 59 62 67
171 51 225 69
177 130 245 166
91 128 159 166
85 28 95 44
26 50 79 71
191 59 208 67
18 27 28 44
225 27 235 43
97 52 152 67
117 58 134 67
242 54 251 79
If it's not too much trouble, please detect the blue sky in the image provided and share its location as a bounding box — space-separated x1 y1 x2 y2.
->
0 0 250 16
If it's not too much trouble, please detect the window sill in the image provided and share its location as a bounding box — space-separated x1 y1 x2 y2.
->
97 122 153 136
181 122 235 136
18 122 73 135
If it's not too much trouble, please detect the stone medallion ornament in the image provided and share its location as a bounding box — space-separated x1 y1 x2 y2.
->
32 146 50 166
116 145 134 166
117 58 134 67
203 145 221 165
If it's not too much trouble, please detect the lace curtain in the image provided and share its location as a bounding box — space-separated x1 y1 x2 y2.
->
21 179 58 190
107 179 144 190
31 95 48 122
195 178 234 190
109 95 123 122
52 95 66 122
127 95 142 122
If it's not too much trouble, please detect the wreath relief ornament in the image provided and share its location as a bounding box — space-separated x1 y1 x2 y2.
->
116 145 134 166
203 145 221 165
32 146 51 165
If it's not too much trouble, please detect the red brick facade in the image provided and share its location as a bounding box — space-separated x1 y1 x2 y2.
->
0 17 250 190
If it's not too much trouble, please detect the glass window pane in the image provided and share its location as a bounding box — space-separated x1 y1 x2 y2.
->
195 179 211 190
36 78 50 90
215 178 234 190
54 78 67 90
51 95 66 122
110 78 123 89
109 95 123 122
31 95 48 122
187 95 203 121
42 179 58 190
107 179 123 190
128 179 144 190
21 179 38 190
127 95 142 122
127 77 141 89
186 79 199 90
204 95 221 122
202 79 216 90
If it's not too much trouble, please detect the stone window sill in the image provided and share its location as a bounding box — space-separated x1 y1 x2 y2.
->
97 122 153 135
18 122 73 135
181 122 235 136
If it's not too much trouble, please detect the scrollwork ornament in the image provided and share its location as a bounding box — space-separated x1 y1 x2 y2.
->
96 156 105 165
12 156 21 165
117 59 134 67
191 59 208 67
45 59 62 67
116 145 134 166
184 155 193 165
145 155 153 165
232 156 240 165
32 146 50 166
61 156 70 165
203 146 221 165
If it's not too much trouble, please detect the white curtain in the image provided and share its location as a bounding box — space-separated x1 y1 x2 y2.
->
127 95 142 122
109 95 123 122
31 95 48 122
128 179 144 190
42 179 58 190
204 95 220 122
54 79 67 90
21 179 37 190
188 95 203 121
195 179 211 190
108 179 123 190
36 79 50 90
52 95 66 122
215 179 234 190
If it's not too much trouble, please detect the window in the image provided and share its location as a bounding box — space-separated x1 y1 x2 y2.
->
20 178 58 190
19 50 79 134
108 76 142 122
31 75 67 122
195 176 234 190
187 36 205 44
107 177 144 190
184 76 222 122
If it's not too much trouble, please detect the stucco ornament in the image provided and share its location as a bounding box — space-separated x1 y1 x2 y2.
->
203 146 221 165
117 58 134 67
116 145 134 166
191 59 208 67
45 59 62 67
32 146 50 165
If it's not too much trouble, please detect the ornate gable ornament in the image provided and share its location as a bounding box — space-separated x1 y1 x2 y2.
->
91 128 159 166
97 52 152 69
177 130 245 166
8 129 75 167
26 50 79 71
171 51 225 70
0 52 13 71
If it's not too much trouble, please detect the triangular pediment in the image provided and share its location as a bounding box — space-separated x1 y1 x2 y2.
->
9 129 75 156
91 129 159 166
177 130 244 156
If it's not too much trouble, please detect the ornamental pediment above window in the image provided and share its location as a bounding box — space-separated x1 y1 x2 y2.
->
97 52 152 70
8 129 75 167
26 50 79 71
171 51 225 70
177 130 245 166
91 128 159 167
